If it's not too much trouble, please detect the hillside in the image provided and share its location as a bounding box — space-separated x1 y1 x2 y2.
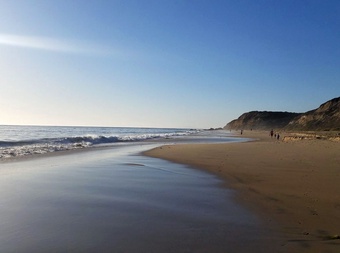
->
286 97 340 131
224 97 340 131
225 111 300 130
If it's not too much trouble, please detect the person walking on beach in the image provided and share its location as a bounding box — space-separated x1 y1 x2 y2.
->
277 133 280 140
270 129 274 138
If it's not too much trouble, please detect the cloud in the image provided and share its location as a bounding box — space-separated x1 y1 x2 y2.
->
0 33 182 63
0 33 111 56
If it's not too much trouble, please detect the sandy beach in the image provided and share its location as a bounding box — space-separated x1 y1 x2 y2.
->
144 130 340 253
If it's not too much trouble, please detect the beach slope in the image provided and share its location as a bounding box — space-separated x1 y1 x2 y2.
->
144 131 340 252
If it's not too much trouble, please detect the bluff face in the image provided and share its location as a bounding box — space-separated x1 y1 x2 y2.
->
225 111 300 130
224 97 340 131
286 97 340 131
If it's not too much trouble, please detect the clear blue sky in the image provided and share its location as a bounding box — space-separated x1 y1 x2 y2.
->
0 0 339 128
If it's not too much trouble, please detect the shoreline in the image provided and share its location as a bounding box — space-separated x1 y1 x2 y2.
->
0 130 246 164
0 136 282 253
143 130 340 252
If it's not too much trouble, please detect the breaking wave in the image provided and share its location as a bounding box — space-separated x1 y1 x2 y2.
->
0 129 199 159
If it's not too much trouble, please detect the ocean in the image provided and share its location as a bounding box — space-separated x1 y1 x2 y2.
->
0 125 247 160
0 125 199 159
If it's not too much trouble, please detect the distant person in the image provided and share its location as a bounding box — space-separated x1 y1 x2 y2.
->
277 134 280 140
270 129 274 138
241 130 243 135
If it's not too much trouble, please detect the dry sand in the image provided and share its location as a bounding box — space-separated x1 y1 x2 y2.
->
144 130 340 253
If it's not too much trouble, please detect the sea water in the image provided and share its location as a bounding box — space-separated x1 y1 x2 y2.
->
0 125 247 160
0 125 199 159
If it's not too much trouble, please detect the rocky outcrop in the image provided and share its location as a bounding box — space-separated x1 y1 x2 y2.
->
224 97 340 131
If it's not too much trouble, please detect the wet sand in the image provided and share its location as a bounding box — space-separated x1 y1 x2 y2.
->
144 131 340 252
0 143 281 253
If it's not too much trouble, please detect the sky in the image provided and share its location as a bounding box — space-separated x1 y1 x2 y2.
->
0 0 339 129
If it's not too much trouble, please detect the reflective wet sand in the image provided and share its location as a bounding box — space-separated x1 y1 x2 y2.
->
0 144 280 252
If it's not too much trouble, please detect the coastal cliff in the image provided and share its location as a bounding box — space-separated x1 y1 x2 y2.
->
225 97 340 131
286 97 340 131
225 111 300 130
